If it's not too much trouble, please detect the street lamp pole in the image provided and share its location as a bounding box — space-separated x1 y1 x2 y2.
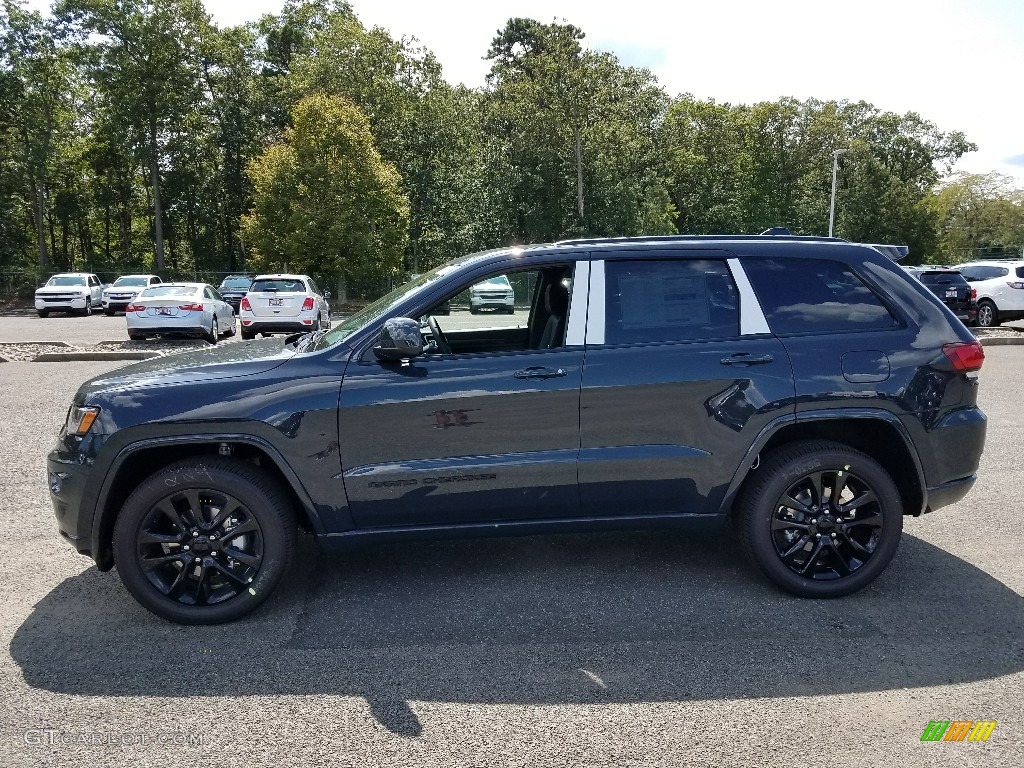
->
828 148 847 238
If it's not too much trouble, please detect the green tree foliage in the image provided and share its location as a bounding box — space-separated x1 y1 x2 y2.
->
927 173 1024 263
0 4 1009 293
242 93 410 288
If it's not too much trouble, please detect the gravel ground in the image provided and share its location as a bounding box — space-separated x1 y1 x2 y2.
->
0 354 1022 767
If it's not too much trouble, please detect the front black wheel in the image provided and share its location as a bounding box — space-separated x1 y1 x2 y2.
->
738 440 903 598
112 458 297 624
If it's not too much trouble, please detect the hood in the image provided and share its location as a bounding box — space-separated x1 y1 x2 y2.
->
36 285 88 295
76 338 296 402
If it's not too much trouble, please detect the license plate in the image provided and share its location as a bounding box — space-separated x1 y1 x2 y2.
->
945 289 957 298
269 298 283 306
157 307 172 315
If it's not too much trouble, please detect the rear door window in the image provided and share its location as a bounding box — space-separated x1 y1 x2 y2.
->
603 259 739 344
743 259 899 335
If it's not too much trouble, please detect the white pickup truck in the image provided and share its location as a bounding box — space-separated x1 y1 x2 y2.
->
34 273 104 317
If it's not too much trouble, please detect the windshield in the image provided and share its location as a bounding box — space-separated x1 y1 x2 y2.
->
311 264 468 350
45 276 86 287
220 277 252 290
138 285 199 298
113 276 149 287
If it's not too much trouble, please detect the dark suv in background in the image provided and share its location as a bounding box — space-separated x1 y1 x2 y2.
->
905 267 978 325
216 275 253 313
46 233 986 624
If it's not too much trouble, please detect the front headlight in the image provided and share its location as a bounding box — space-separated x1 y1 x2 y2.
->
65 405 100 436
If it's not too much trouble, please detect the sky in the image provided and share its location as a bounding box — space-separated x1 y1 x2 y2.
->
29 0 1024 184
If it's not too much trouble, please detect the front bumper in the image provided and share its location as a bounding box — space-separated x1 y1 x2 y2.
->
47 449 96 560
36 297 87 310
470 296 514 310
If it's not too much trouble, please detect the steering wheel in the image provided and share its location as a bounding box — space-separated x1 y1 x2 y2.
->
427 315 452 355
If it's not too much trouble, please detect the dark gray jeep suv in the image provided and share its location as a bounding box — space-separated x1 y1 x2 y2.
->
47 234 987 623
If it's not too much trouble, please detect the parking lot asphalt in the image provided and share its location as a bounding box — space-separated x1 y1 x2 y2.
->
0 352 1021 767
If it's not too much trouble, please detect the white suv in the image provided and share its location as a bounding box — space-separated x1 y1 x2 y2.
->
469 275 515 314
238 273 331 339
957 260 1024 327
102 274 162 314
35 273 103 317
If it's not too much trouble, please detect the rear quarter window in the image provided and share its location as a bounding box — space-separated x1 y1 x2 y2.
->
743 258 899 335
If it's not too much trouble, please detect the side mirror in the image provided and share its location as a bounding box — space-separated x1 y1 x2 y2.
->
373 317 423 361
324 290 332 299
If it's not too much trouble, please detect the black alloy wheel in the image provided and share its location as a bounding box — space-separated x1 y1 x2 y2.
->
113 458 296 624
739 440 903 598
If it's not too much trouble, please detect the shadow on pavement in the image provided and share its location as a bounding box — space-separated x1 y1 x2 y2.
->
11 531 1024 736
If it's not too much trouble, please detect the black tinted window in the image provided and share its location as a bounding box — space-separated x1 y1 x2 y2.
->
919 271 968 285
604 260 738 344
743 259 898 335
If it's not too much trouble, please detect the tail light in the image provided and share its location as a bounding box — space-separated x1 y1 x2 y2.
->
178 303 204 311
970 288 977 300
942 341 985 372
240 297 251 311
1007 282 1024 289
125 304 144 312
301 297 315 311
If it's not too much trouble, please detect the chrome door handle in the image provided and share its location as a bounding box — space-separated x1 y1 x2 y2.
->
720 353 774 366
514 366 568 379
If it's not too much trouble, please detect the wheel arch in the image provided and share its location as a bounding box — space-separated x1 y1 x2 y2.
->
720 410 926 519
91 435 326 571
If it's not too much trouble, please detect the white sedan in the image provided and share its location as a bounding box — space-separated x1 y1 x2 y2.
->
125 283 236 343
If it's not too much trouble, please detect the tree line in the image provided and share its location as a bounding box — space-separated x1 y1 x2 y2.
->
2 0 1023 298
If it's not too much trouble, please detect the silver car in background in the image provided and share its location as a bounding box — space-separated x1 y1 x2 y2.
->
125 283 236 343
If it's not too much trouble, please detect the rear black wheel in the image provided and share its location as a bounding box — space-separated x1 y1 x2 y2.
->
37 310 49 318
104 308 114 316
205 315 219 344
739 440 903 598
241 329 255 340
112 458 296 624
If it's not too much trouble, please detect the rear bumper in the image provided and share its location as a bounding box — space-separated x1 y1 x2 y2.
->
242 319 315 333
127 324 207 337
917 405 987 513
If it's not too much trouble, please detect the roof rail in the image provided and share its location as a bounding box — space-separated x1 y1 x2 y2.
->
556 232 848 246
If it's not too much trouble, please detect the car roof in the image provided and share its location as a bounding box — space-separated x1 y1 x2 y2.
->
251 274 310 280
140 282 205 289
49 272 95 276
115 274 159 278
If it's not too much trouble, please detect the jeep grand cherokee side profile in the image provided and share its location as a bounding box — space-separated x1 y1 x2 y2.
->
47 234 986 624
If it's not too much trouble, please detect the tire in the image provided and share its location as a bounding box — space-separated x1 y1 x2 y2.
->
112 457 297 624
206 315 219 344
224 316 236 336
506 306 516 315
36 310 49 318
738 439 903 598
241 329 255 340
128 332 147 341
976 300 999 328
104 309 114 316
469 307 479 315
82 301 92 317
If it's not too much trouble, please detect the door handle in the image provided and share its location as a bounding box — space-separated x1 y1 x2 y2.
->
720 352 775 366
514 366 568 379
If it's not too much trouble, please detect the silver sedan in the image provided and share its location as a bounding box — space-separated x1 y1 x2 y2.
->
125 283 236 343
